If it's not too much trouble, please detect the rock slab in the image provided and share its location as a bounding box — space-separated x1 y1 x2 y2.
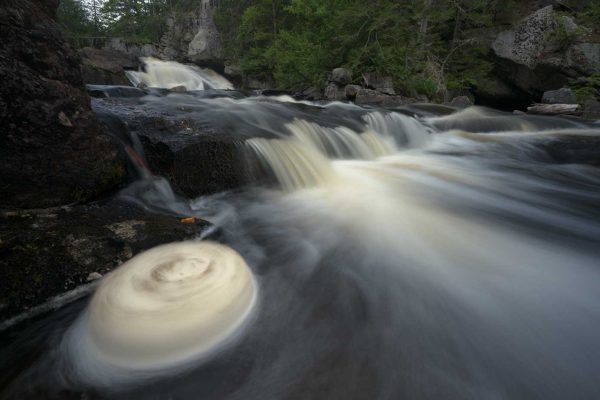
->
0 200 209 322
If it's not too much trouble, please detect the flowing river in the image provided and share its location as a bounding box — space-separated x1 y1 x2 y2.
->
1 61 600 400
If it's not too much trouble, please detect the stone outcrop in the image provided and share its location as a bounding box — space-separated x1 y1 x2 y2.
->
330 68 352 86
0 0 127 209
541 88 577 104
104 38 160 59
0 200 208 321
491 6 600 99
79 47 140 85
159 0 223 69
322 68 413 107
93 96 250 198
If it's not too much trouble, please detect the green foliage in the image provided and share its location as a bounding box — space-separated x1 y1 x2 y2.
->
549 12 588 50
101 0 169 43
570 74 600 103
58 0 104 38
216 0 510 96
577 3 600 35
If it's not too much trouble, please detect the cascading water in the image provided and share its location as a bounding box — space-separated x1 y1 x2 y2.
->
126 57 234 90
1 63 600 400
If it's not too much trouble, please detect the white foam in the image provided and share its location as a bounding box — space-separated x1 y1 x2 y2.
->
62 241 258 387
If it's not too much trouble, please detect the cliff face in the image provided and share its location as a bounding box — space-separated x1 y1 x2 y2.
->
0 0 126 209
101 0 224 71
160 0 223 69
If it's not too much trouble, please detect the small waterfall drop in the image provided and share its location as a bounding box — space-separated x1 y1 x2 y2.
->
126 57 233 90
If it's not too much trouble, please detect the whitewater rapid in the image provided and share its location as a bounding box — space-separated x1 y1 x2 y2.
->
1 69 599 399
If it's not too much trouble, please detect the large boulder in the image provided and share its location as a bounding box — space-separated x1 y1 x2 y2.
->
330 68 352 86
541 88 577 104
0 0 127 209
491 6 600 98
79 47 140 85
0 199 208 322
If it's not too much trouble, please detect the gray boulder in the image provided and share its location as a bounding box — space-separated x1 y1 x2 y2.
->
330 68 352 85
449 96 474 109
541 88 577 104
566 43 600 75
169 85 188 92
79 47 139 85
344 84 362 100
492 6 555 69
491 5 598 98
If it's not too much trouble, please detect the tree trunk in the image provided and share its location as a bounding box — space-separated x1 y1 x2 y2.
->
272 0 277 37
419 0 433 39
527 103 581 115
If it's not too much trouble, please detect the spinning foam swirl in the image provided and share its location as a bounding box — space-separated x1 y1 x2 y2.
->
64 241 257 385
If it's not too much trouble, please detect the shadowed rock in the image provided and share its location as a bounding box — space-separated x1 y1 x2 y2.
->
0 199 209 322
0 0 127 209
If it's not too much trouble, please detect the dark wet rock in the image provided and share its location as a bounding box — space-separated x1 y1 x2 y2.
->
330 68 352 86
344 85 361 101
93 98 251 198
0 199 209 322
140 133 249 197
297 87 323 101
0 0 127 209
362 73 395 95
542 88 577 104
169 85 188 92
87 85 147 98
472 76 529 109
79 47 139 86
245 76 274 90
449 96 474 109
355 89 414 108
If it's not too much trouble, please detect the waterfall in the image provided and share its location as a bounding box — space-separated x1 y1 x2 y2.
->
126 57 233 90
